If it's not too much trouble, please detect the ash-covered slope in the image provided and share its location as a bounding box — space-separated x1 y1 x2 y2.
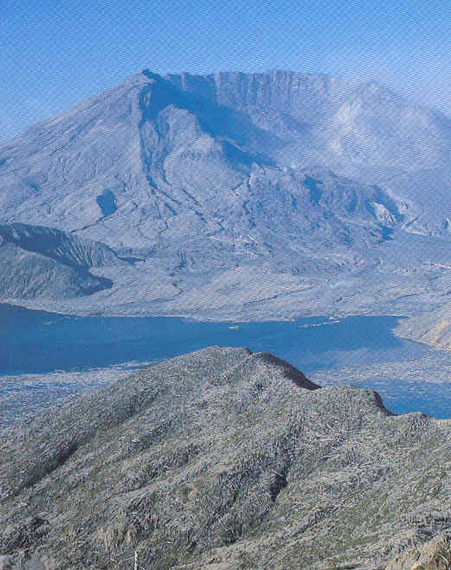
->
0 223 123 269
0 223 121 301
1 70 451 318
396 302 451 351
1 347 451 569
2 70 449 237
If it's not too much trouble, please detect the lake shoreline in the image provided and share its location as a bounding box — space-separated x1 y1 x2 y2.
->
2 303 451 420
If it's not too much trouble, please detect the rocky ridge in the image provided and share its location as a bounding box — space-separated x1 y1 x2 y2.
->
1 346 451 569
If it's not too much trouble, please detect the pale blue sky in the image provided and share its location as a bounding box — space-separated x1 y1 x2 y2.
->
2 0 451 141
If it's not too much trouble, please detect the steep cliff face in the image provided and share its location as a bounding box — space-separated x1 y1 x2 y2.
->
163 70 451 176
1 347 451 569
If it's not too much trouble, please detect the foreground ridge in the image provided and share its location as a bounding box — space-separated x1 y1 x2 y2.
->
1 346 451 569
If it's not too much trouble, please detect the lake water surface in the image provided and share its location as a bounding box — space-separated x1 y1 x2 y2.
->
1 303 450 418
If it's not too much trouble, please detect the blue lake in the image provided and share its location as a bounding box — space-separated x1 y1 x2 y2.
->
1 303 450 418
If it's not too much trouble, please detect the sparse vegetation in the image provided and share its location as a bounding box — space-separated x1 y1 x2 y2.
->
1 347 451 568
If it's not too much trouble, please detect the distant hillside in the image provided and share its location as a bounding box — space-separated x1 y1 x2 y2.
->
1 346 451 569
0 223 118 301
396 303 451 351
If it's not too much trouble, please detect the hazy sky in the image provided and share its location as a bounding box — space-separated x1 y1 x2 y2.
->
2 0 451 141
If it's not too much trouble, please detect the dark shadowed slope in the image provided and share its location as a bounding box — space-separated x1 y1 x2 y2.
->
0 223 135 301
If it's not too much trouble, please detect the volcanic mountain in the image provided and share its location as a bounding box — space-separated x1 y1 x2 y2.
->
2 71 451 329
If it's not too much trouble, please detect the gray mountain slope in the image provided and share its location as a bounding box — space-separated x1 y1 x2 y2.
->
0 223 123 269
1 70 449 236
2 71 451 326
1 346 451 569
0 223 137 302
0 229 116 301
396 303 451 352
